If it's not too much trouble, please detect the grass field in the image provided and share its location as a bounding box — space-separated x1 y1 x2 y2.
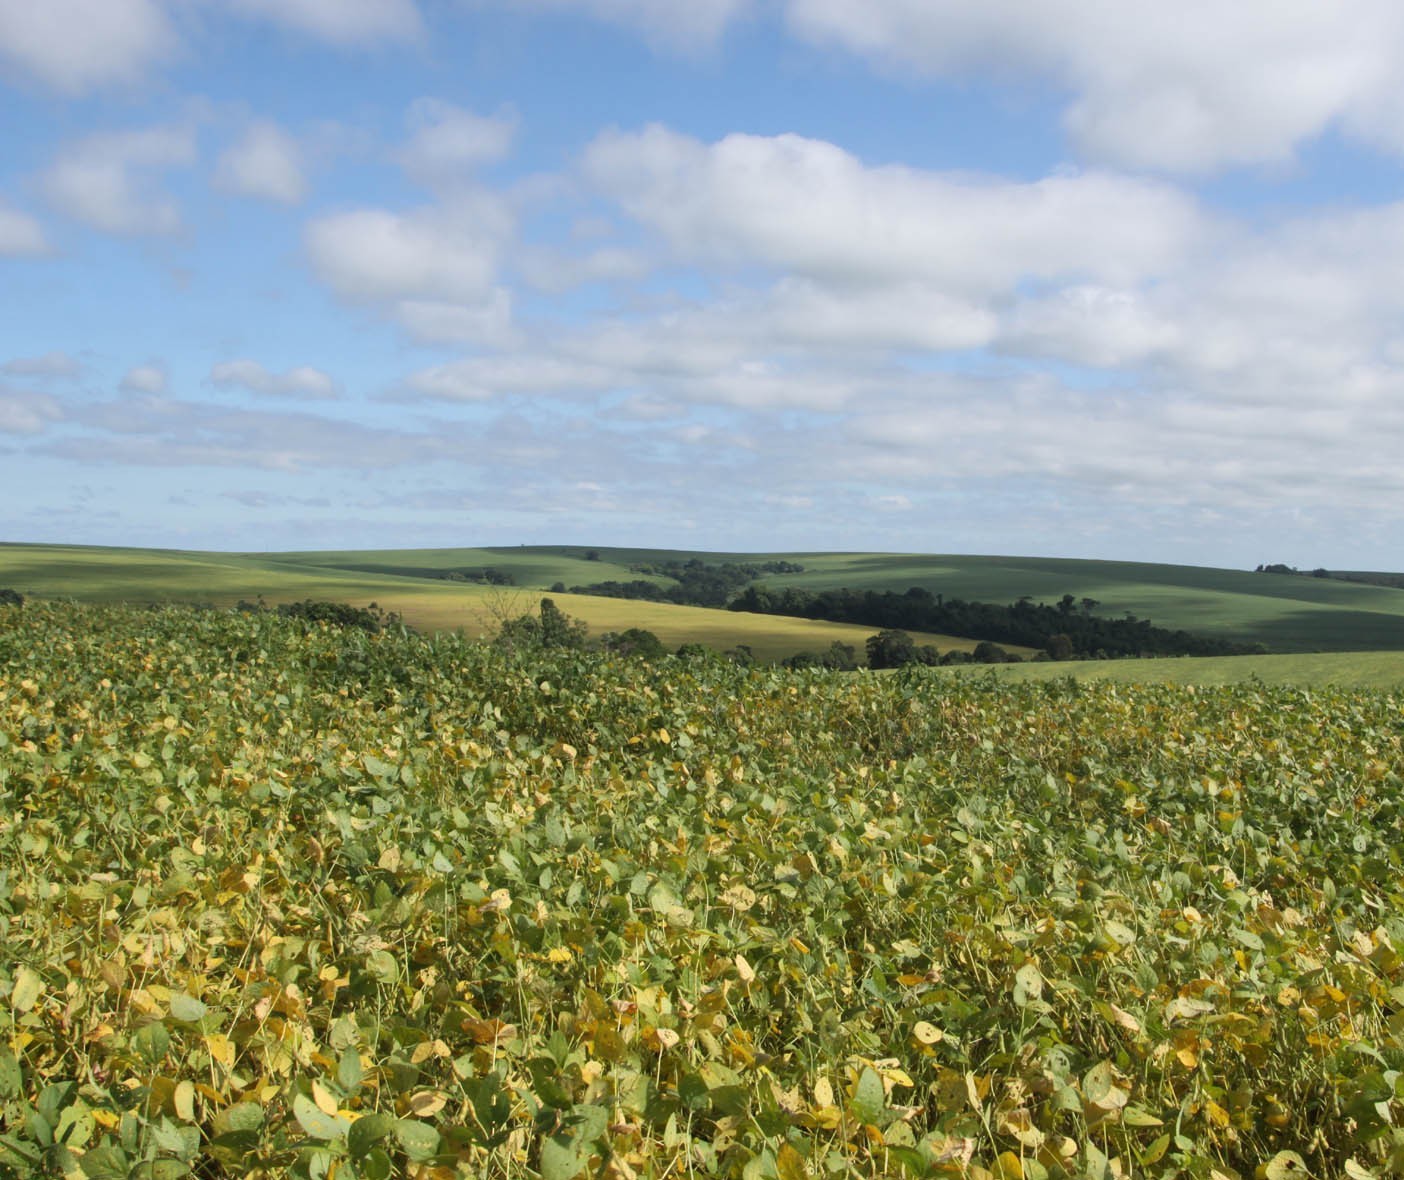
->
6 541 1404 660
940 648 1404 689
274 546 1404 654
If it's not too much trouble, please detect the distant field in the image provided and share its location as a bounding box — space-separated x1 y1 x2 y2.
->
6 541 1404 659
453 546 1404 654
0 543 1005 663
939 648 1404 689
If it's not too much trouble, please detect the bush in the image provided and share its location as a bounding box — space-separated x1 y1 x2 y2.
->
495 598 589 651
0 589 22 608
601 628 667 660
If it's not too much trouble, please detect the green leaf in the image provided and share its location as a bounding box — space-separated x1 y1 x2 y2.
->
337 1048 365 1094
293 1093 350 1142
360 1147 393 1180
394 1119 440 1161
540 1132 592 1180
133 1022 170 1065
54 1102 94 1148
79 1144 129 1179
849 1066 886 1125
168 993 207 1023
348 1112 395 1160
365 950 399 985
213 1103 264 1136
0 1050 21 1099
9 965 43 1013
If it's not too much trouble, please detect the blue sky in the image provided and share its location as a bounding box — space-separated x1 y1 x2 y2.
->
3 0 1404 568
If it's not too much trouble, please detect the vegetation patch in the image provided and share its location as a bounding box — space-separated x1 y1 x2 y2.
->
2 601 1403 1178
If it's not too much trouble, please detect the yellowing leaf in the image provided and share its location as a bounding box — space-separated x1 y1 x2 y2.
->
1203 1100 1230 1128
408 1090 447 1118
10 965 43 1012
313 1081 340 1116
205 1033 235 1070
912 1021 943 1045
1257 1151 1310 1180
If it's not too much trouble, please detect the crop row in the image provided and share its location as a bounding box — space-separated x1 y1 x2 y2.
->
1 602 1403 1179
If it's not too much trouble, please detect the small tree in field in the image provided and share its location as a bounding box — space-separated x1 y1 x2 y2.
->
867 629 917 669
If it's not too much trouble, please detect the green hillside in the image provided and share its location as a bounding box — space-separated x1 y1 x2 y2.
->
0 543 998 663
435 547 1404 654
940 648 1404 690
6 541 1404 657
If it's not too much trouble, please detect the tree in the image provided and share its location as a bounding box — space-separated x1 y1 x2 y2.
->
538 598 588 648
822 641 859 671
495 597 589 651
0 588 22 607
866 629 918 669
602 628 667 660
1046 633 1075 660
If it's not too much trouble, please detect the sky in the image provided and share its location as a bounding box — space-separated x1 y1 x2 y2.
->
3 1 1404 568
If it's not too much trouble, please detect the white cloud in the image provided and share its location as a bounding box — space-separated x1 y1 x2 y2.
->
0 0 174 94
209 359 338 399
215 122 308 204
784 0 1404 172
500 0 752 49
519 244 653 292
61 395 439 471
584 126 1206 291
1000 286 1180 369
396 291 517 346
304 192 515 342
2 351 80 378
305 199 507 304
0 389 61 434
226 0 424 46
0 201 49 256
398 355 615 402
400 99 517 185
120 363 169 394
42 124 196 236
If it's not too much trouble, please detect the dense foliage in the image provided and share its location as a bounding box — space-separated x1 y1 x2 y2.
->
730 587 1262 660
570 560 806 609
2 602 1403 1180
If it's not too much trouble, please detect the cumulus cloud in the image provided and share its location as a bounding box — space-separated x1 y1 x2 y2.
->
225 0 424 46
304 191 515 343
783 0 1404 172
584 126 1206 291
0 0 174 94
305 199 506 303
3 351 80 378
400 99 517 185
41 124 196 236
0 201 49 256
209 359 338 399
120 363 169 394
214 122 308 204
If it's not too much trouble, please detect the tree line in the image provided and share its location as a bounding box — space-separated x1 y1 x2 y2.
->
562 558 805 609
730 585 1263 659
